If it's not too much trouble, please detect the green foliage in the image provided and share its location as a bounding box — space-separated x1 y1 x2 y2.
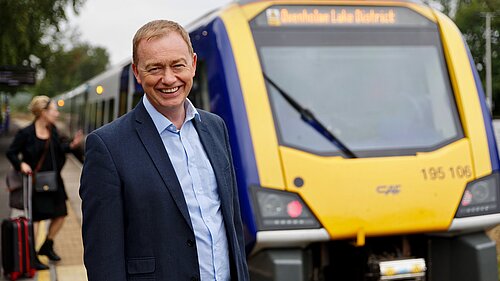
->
0 0 110 97
0 0 84 68
9 92 34 113
33 43 109 97
452 0 500 114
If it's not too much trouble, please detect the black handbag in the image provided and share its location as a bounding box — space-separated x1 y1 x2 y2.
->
34 171 58 192
33 137 58 193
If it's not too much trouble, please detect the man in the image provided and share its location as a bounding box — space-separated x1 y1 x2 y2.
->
79 20 249 281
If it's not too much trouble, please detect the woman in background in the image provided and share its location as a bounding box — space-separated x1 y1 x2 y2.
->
6 95 82 269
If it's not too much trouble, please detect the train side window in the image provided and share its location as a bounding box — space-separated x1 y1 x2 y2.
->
100 101 105 126
191 60 210 111
95 102 100 128
119 89 127 117
103 100 109 125
109 98 115 122
93 102 98 131
80 91 88 133
69 98 76 133
78 101 85 133
87 102 95 132
85 103 91 132
131 91 143 110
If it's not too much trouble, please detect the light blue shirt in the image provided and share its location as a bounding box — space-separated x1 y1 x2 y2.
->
143 96 230 281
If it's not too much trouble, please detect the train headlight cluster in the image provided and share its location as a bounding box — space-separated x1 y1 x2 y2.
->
456 173 500 218
251 186 321 231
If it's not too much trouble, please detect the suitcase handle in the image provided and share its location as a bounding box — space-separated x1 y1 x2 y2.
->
22 175 32 220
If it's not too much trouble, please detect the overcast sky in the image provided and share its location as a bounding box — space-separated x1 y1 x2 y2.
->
66 0 233 66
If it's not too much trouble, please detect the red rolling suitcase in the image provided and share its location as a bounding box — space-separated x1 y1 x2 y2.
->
2 175 36 280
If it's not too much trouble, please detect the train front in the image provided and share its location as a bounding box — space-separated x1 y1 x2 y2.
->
205 1 500 280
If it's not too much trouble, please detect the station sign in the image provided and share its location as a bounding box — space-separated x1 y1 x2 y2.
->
0 66 36 87
254 6 432 28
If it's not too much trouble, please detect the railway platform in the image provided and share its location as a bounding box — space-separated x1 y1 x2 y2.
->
0 116 87 281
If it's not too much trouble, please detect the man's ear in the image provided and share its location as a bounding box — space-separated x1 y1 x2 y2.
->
132 63 141 83
191 53 197 76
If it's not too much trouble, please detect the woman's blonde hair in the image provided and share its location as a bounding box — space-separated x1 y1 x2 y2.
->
28 95 51 119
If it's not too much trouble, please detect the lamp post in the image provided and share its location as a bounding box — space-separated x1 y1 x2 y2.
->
482 12 494 112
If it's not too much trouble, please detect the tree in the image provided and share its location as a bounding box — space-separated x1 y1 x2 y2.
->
33 42 110 97
0 0 84 67
0 0 109 98
453 0 500 115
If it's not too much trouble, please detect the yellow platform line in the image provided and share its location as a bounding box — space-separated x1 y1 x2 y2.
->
35 220 52 281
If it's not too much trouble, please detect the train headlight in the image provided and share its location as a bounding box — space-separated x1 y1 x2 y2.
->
251 186 321 231
455 173 500 218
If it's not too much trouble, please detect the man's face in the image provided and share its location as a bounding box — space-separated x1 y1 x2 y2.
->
132 32 196 118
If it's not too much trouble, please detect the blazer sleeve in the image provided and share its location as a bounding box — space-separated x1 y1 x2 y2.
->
79 132 126 281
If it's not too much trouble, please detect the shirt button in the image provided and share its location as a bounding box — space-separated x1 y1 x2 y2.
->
187 239 195 247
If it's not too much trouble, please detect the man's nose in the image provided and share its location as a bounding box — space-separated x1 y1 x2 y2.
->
161 68 176 84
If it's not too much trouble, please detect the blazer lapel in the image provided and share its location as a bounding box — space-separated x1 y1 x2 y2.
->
193 117 234 222
133 103 193 230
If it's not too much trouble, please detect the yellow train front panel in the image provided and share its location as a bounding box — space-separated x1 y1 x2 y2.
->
280 139 474 238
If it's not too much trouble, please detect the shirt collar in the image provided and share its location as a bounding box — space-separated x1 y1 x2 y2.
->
142 95 200 134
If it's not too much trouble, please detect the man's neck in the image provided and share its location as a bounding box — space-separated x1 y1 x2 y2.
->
162 108 186 129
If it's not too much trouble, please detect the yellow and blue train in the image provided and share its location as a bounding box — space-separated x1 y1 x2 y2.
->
57 0 500 280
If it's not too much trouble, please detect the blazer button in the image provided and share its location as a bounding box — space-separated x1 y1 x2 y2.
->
187 239 194 247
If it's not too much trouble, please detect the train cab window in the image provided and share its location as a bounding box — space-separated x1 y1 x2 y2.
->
191 61 210 111
250 6 463 157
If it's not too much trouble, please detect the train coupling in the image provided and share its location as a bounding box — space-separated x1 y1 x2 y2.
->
367 258 426 281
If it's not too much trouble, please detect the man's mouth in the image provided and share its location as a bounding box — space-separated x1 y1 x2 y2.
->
159 86 179 94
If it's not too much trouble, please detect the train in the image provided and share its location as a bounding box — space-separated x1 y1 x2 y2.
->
56 0 500 280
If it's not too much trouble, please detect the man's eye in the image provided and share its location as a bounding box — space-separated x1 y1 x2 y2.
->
174 64 186 69
147 67 160 73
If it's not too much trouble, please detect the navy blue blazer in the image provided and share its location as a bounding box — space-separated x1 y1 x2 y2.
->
79 101 249 281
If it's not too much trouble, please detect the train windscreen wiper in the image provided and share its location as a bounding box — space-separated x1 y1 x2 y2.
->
263 73 357 158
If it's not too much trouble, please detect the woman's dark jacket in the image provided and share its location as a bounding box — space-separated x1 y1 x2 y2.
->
6 123 73 219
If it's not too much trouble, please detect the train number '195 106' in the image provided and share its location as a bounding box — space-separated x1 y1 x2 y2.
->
421 165 472 181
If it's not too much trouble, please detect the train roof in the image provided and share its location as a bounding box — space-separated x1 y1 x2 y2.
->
236 0 425 4
56 60 131 100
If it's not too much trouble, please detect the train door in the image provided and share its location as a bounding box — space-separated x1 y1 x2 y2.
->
118 65 130 117
127 65 144 112
190 61 210 111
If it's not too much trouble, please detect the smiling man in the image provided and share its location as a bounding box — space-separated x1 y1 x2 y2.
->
80 20 249 281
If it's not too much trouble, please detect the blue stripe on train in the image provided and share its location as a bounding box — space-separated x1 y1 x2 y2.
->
191 18 259 251
464 40 500 171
